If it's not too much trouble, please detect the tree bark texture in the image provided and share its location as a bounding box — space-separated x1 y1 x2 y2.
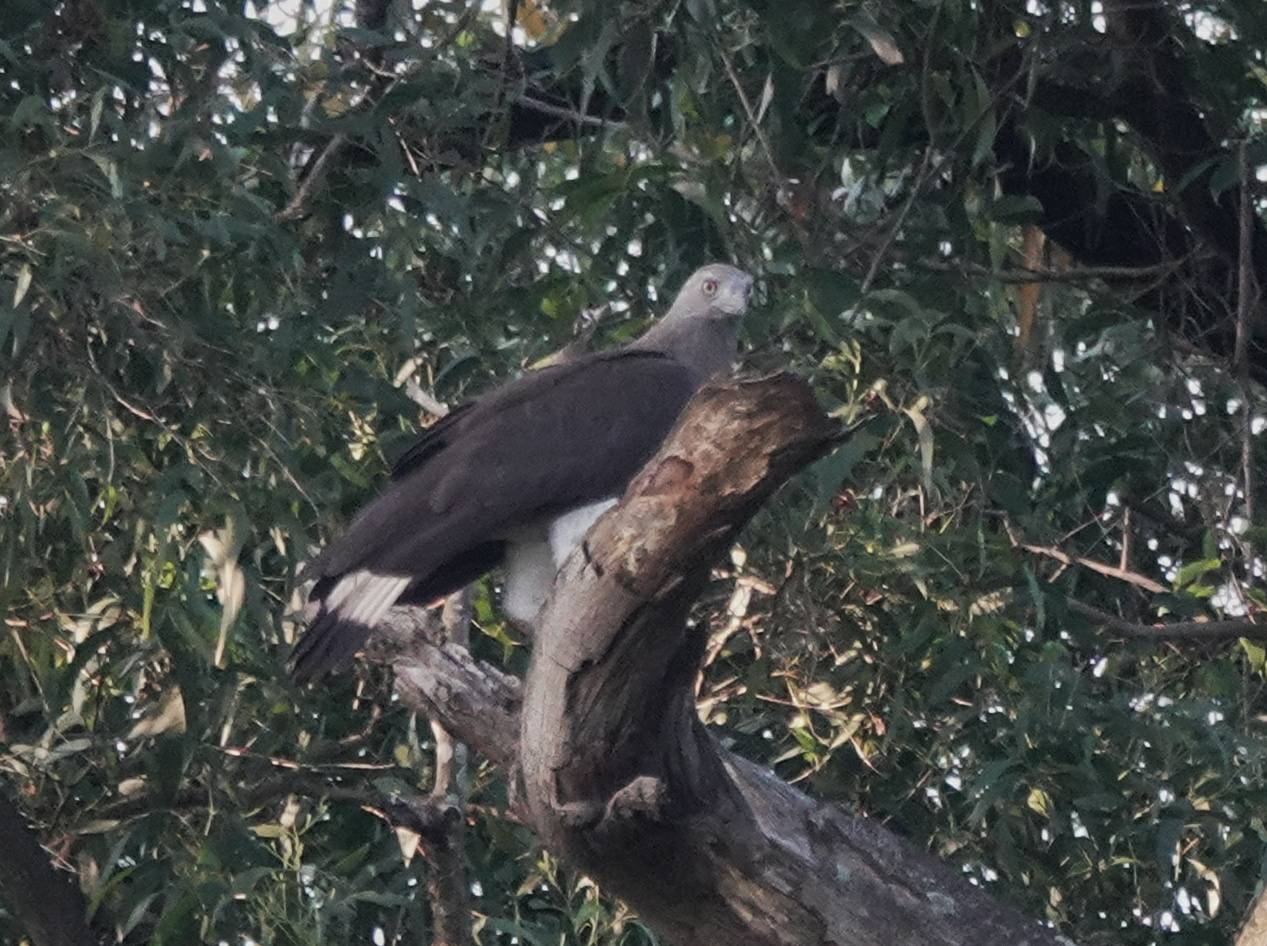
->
382 376 1077 946
425 591 474 946
1237 883 1267 946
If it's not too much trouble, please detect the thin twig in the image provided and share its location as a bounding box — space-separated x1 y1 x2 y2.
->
517 94 625 129
860 146 935 294
278 0 484 222
483 0 522 150
504 0 520 64
1118 491 1204 543
861 2 942 293
1067 598 1266 642
914 257 1183 284
89 771 453 829
715 39 784 189
431 0 484 54
276 134 348 222
1235 139 1259 572
1016 541 1168 594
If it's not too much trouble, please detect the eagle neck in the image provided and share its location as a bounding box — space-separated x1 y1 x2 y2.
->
630 315 740 385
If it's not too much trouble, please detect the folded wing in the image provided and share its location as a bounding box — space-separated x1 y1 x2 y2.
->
290 350 697 681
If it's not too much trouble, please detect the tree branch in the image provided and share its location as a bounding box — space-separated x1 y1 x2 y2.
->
1236 139 1260 562
88 769 458 839
1014 538 1168 594
424 591 474 946
513 376 1072 945
1067 598 1267 642
1237 882 1267 946
914 257 1183 285
275 134 348 223
365 379 1082 945
377 611 521 769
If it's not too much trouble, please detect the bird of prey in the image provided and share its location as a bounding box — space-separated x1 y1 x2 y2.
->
290 263 754 682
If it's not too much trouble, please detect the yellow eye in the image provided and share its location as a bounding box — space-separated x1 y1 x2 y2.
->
702 278 718 296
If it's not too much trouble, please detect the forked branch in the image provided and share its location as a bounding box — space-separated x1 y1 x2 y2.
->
379 374 1075 946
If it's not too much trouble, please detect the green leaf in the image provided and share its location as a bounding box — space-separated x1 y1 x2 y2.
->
988 195 1044 224
811 427 880 510
969 70 996 167
1023 565 1045 629
847 13 905 66
150 888 199 946
927 660 975 706
1172 557 1221 590
1239 638 1266 674
903 401 935 493
12 263 32 308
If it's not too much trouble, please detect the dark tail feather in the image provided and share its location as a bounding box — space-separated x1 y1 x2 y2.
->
289 607 376 684
290 542 505 683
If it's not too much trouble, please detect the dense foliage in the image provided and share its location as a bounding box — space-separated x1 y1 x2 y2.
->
1 0 1265 944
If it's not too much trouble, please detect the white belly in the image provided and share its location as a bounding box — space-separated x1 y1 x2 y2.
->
548 499 617 566
501 499 617 625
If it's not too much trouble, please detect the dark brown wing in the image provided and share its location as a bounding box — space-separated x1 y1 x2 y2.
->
388 400 477 480
290 349 697 681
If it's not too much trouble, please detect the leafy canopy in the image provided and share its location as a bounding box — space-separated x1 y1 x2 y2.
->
0 0 1264 944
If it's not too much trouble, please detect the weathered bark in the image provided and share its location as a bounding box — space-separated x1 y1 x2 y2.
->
380 610 520 769
379 376 1077 946
0 787 100 946
1237 883 1267 946
425 591 474 946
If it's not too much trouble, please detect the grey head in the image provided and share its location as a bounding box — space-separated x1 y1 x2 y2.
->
632 263 754 383
663 262 754 320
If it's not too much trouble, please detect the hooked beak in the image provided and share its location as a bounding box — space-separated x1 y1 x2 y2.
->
718 274 754 316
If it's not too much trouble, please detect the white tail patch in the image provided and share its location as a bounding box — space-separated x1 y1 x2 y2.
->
326 571 410 628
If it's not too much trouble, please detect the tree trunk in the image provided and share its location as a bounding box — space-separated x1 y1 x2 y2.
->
383 375 1076 946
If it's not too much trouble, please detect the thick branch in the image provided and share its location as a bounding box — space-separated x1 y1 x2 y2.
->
1238 883 1267 946
376 608 520 769
425 591 474 946
509 375 1072 946
1067 599 1266 642
377 589 1077 946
